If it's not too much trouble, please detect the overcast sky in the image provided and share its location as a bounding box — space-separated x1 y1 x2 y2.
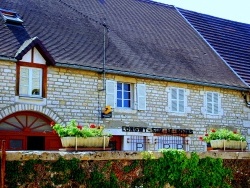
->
155 0 250 24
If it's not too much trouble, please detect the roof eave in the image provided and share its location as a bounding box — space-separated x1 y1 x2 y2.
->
55 62 250 91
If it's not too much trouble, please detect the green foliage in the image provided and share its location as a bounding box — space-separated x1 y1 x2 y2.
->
123 160 139 173
51 157 85 185
5 160 42 188
5 151 235 188
86 164 110 188
5 161 22 188
51 119 111 137
140 149 233 188
201 128 246 143
141 150 155 160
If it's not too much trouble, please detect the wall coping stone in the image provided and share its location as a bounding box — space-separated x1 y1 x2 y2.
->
2 151 250 161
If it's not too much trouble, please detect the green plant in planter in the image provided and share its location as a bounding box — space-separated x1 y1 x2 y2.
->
200 128 246 143
51 120 111 138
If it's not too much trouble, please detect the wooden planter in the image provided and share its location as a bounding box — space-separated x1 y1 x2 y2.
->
61 137 110 148
210 140 247 151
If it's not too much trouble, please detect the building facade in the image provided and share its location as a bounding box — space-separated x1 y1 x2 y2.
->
1 52 249 151
0 0 249 151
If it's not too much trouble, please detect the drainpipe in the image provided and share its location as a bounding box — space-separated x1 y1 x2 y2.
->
98 22 108 124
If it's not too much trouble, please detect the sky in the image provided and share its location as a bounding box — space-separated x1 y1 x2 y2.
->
155 0 250 24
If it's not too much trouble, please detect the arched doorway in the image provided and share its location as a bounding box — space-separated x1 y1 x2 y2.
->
0 111 61 150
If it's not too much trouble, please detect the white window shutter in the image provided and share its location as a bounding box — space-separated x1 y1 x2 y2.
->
31 68 42 96
218 93 223 115
106 80 116 108
213 93 219 114
137 84 146 110
166 88 170 112
206 92 213 114
179 89 184 112
201 92 206 114
184 89 191 113
19 67 29 95
171 88 178 112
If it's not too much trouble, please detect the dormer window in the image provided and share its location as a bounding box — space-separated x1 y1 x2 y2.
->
14 37 55 105
0 8 23 25
16 47 47 99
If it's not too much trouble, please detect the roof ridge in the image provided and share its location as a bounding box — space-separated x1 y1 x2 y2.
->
136 0 174 8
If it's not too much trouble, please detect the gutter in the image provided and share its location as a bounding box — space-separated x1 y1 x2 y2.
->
0 56 17 62
55 63 250 91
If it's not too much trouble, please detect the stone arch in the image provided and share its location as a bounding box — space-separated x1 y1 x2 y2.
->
0 103 63 124
0 104 63 150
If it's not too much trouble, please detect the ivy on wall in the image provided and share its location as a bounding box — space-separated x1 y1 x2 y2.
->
136 149 232 188
4 149 249 188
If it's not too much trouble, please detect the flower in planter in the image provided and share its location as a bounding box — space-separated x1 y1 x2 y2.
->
199 128 246 143
51 120 111 138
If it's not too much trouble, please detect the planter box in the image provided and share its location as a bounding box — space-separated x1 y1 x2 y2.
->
210 140 247 150
61 137 110 148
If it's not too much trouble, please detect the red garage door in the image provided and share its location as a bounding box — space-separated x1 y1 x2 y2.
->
0 111 61 150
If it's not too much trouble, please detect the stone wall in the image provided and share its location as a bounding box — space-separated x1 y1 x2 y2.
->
1 60 250 151
4 151 250 161
2 151 250 188
0 61 16 109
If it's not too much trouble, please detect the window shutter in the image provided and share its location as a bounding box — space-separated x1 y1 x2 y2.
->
179 89 184 112
31 68 42 96
184 89 191 113
19 67 29 95
137 84 146 110
106 80 116 108
206 92 213 114
171 88 178 112
213 93 219 114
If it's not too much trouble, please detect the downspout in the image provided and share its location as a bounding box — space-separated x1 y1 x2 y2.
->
102 22 107 92
242 91 250 107
98 22 108 124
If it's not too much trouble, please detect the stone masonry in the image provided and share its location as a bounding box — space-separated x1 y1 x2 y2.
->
1 60 250 151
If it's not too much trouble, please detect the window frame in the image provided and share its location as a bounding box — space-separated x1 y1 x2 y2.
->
117 82 132 108
205 92 220 115
106 80 146 111
19 66 43 97
16 61 47 98
168 87 186 113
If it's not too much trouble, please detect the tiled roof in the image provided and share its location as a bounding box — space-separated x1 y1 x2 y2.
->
178 8 250 87
0 0 248 89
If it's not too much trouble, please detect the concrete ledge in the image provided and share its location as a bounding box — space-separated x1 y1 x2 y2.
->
2 151 250 161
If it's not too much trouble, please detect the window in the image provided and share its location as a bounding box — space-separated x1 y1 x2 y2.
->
19 67 42 97
16 47 48 99
155 136 186 150
117 82 131 108
168 87 187 113
206 92 220 115
201 91 223 117
106 80 146 110
14 38 54 104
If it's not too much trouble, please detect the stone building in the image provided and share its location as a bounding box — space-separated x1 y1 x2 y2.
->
0 0 249 151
